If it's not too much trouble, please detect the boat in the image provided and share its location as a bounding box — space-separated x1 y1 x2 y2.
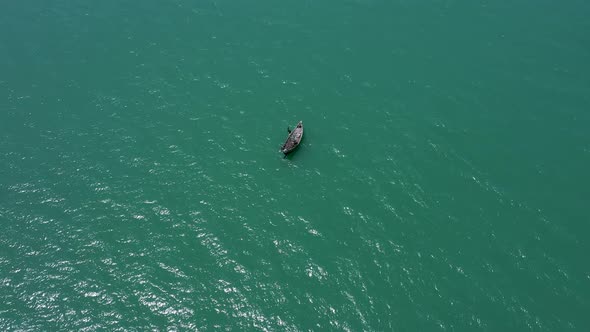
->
281 121 303 155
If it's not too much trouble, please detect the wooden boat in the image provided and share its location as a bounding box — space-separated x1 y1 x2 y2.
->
281 121 303 155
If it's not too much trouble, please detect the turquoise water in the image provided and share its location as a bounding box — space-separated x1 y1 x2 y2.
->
2 0 589 330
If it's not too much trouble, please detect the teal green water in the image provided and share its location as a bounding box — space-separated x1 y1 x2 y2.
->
2 0 590 330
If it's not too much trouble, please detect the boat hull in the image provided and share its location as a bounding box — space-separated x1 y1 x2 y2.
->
281 121 303 155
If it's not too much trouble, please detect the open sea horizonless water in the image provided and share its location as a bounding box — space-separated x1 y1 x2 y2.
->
1 0 589 331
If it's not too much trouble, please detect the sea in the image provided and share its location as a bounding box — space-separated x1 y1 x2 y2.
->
1 0 589 330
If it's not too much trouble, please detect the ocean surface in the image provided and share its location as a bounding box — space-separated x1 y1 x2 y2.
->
1 0 589 330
